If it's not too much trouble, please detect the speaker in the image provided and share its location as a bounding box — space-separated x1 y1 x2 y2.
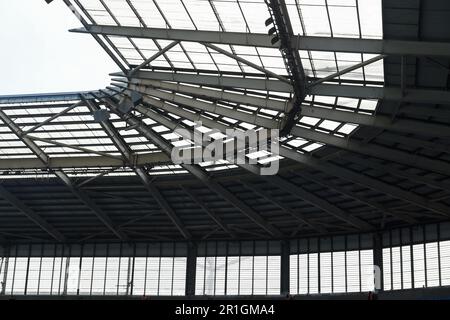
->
93 109 110 122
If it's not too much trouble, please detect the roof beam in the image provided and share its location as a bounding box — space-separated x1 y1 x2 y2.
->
202 42 290 83
279 147 450 218
181 186 236 238
300 105 450 137
129 84 450 175
87 97 193 239
139 177 191 240
291 126 450 177
0 185 66 242
104 97 282 237
119 71 450 105
120 78 291 112
265 176 373 231
297 171 417 225
71 25 450 57
240 181 327 234
0 152 169 170
0 107 127 241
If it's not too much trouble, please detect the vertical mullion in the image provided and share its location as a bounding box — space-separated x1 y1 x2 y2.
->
214 241 218 295
103 244 109 296
37 246 43 295
1 246 10 295
331 238 334 294
224 242 229 296
344 237 348 293
11 246 18 295
62 246 71 296
171 243 175 296
438 225 442 287
238 242 241 295
410 228 415 289
90 243 96 296
144 243 149 297
400 232 404 290
130 244 136 296
203 242 207 295
423 227 428 287
117 243 122 296
307 238 310 294
157 243 162 296
77 245 84 296
265 241 269 295
318 238 321 294
24 245 31 296
251 241 255 295
50 245 57 296
58 245 65 295
389 231 393 290
358 235 362 292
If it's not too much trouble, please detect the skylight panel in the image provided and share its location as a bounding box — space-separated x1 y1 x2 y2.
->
131 0 167 28
300 4 331 37
183 1 220 31
358 0 383 39
328 4 359 38
211 1 247 32
154 0 195 29
105 1 141 27
239 2 271 33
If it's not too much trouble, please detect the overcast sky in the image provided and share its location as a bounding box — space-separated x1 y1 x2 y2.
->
0 0 117 95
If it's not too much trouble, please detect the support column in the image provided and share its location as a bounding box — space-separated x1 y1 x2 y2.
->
185 242 197 296
373 233 384 293
280 240 290 296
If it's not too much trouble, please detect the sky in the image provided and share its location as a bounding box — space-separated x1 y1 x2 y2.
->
0 0 117 95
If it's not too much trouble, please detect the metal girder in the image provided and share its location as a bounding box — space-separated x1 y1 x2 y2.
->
308 55 387 87
129 84 450 176
120 78 291 112
0 185 65 242
69 188 128 241
240 181 327 234
63 2 128 72
0 152 169 170
23 101 83 134
128 84 278 129
297 171 417 225
205 179 283 237
105 97 282 237
265 0 307 135
266 176 373 230
128 40 180 77
202 42 290 83
26 135 124 160
344 154 450 193
291 126 450 177
83 98 133 160
181 186 236 238
93 97 194 239
300 105 450 137
140 179 191 240
0 91 106 104
129 98 262 176
377 133 450 155
112 70 292 92
279 147 450 218
118 71 450 105
71 25 450 57
0 106 127 241
120 86 450 218
309 84 450 105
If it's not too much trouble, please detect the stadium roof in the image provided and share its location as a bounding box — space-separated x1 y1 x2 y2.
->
0 0 449 244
